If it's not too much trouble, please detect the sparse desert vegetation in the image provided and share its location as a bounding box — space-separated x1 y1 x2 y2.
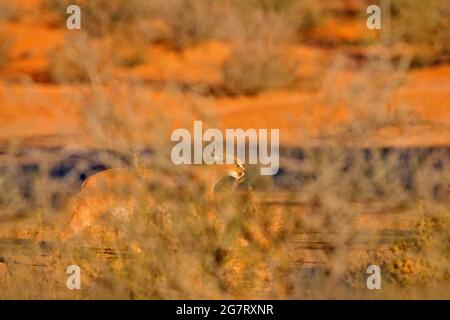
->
0 0 449 299
390 0 450 66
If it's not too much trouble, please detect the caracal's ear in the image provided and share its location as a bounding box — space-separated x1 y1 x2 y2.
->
231 155 245 173
237 161 246 174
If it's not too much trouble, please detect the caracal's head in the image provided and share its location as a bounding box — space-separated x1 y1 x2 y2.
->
211 160 246 198
225 161 246 181
211 153 246 181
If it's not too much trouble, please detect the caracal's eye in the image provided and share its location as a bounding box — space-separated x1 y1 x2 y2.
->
237 163 246 174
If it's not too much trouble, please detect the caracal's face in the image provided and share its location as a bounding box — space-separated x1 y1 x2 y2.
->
225 162 246 181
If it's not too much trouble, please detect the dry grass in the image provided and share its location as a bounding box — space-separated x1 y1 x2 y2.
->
49 32 114 83
0 0 449 300
242 0 321 33
42 0 152 36
148 0 225 50
1 58 448 298
1 137 448 299
391 0 450 65
345 210 450 296
220 7 298 95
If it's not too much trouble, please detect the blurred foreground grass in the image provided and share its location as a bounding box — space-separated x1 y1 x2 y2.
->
0 0 448 299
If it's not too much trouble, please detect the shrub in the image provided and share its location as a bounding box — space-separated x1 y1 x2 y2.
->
42 0 152 37
391 0 450 65
49 33 113 83
148 0 225 49
221 10 297 95
238 0 321 33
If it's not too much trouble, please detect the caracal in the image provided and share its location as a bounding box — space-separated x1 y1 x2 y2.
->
62 161 246 239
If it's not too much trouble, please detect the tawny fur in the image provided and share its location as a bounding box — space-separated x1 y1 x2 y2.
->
63 163 245 239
